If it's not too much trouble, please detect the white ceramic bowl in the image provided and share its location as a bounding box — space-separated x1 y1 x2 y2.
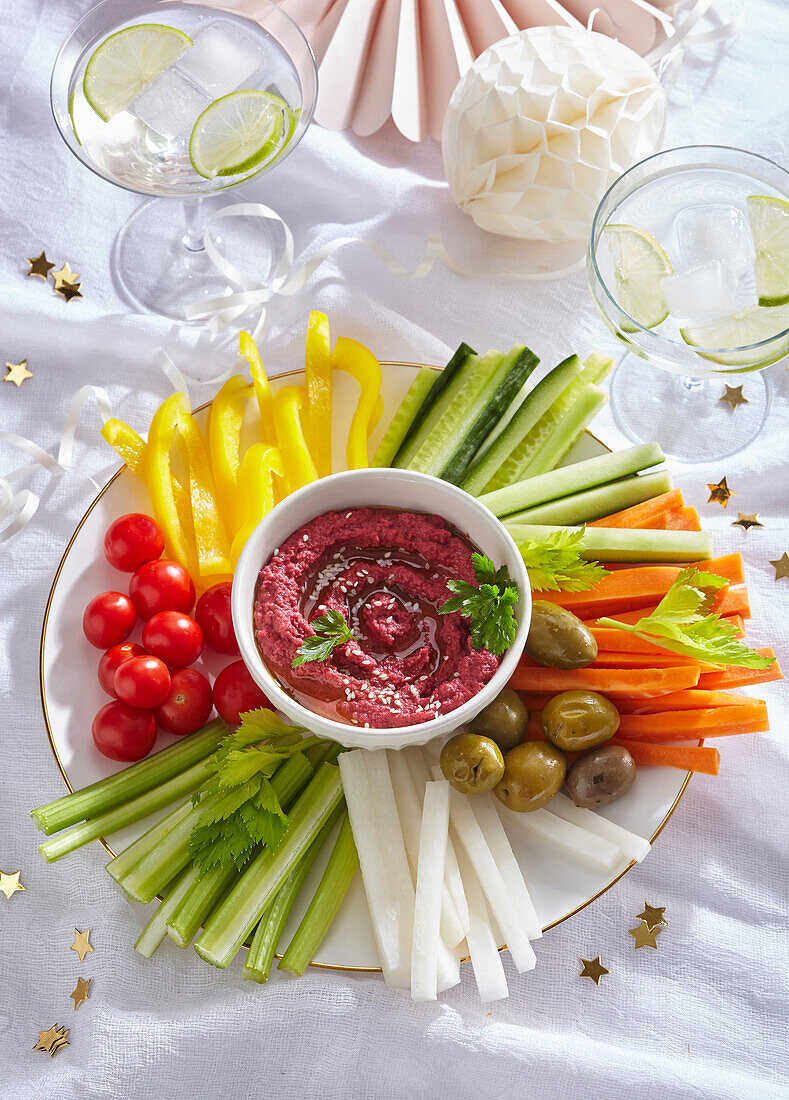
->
231 469 531 750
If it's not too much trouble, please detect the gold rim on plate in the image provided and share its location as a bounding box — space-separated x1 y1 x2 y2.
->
38 362 693 974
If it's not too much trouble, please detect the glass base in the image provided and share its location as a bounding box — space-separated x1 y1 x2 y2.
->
111 196 284 322
609 355 771 463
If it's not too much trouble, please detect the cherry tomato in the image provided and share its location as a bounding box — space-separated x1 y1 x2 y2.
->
114 655 171 709
98 642 146 697
213 660 272 725
92 701 156 762
129 559 195 620
142 611 203 668
154 669 213 735
104 513 164 572
83 591 137 648
194 583 239 656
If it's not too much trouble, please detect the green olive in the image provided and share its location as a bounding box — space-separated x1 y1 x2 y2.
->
493 741 566 813
525 602 598 669
440 733 504 795
468 687 528 752
566 745 636 808
540 690 620 752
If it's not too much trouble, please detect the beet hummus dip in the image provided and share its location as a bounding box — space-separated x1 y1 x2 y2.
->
253 507 501 728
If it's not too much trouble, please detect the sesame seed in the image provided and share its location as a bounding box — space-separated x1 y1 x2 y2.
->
303 534 309 542
346 512 352 519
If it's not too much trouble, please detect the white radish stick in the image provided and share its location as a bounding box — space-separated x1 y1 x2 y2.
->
411 781 450 1001
388 749 465 948
407 748 470 936
442 779 536 973
497 803 622 870
436 943 461 994
470 794 542 940
338 751 414 987
546 793 651 863
455 847 509 1003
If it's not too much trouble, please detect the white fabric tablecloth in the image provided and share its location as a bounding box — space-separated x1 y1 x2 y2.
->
2 2 788 1097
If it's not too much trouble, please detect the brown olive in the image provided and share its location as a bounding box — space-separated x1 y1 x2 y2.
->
468 687 528 752
565 745 636 808
493 741 566 813
440 733 505 795
525 602 598 669
541 690 620 752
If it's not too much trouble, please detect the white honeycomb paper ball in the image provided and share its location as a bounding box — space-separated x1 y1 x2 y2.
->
442 26 666 243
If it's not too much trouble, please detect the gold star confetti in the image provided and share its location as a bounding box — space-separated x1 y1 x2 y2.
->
34 1023 70 1057
69 977 91 1011
732 513 764 533
579 956 609 984
56 280 83 303
628 920 662 949
769 552 789 581
0 870 25 899
71 928 93 963
52 262 80 290
707 477 736 508
27 251 55 279
719 384 749 411
635 903 667 931
4 360 33 388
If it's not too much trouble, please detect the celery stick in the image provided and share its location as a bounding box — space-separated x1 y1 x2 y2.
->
134 866 200 959
478 442 664 520
371 368 438 467
470 794 541 940
38 758 214 863
31 719 228 835
497 804 621 870
506 470 673 527
505 524 713 563
194 763 344 969
410 781 450 1001
455 847 509 1004
118 796 212 904
546 793 650 863
516 383 607 479
106 801 193 884
244 803 344 982
278 812 359 977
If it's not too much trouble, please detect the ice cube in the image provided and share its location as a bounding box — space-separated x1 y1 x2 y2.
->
177 21 265 97
660 261 740 323
133 69 209 140
674 203 756 274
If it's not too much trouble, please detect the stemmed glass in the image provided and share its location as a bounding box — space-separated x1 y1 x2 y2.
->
587 146 789 463
50 0 317 321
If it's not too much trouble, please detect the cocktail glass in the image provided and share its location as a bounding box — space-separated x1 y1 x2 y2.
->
51 0 317 321
587 146 789 462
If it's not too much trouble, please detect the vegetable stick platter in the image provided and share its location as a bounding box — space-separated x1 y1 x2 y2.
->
40 360 692 972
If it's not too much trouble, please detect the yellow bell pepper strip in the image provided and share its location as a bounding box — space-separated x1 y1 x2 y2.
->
304 310 332 477
174 407 233 577
239 331 275 443
101 419 147 479
230 444 284 565
273 386 317 493
147 394 199 578
208 374 252 536
331 337 383 470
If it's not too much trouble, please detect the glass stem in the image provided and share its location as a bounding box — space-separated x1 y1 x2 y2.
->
182 197 206 252
679 375 705 393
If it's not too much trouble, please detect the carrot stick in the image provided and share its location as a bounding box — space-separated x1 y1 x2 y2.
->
517 688 756 715
589 489 684 528
591 624 744 652
510 665 700 698
663 507 702 531
612 739 720 775
590 652 719 672
617 702 768 740
592 591 750 623
698 650 782 690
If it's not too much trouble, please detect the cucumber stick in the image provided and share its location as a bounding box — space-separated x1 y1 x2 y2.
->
371 367 437 467
505 524 713 562
505 470 673 527
478 442 665 519
461 354 584 496
391 343 475 465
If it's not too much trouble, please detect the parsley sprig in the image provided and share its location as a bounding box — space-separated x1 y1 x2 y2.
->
439 552 520 656
599 568 774 669
517 528 608 592
292 610 355 669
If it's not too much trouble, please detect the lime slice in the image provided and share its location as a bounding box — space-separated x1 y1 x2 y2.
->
189 91 291 179
747 195 789 306
83 24 191 122
603 225 672 330
680 303 789 367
